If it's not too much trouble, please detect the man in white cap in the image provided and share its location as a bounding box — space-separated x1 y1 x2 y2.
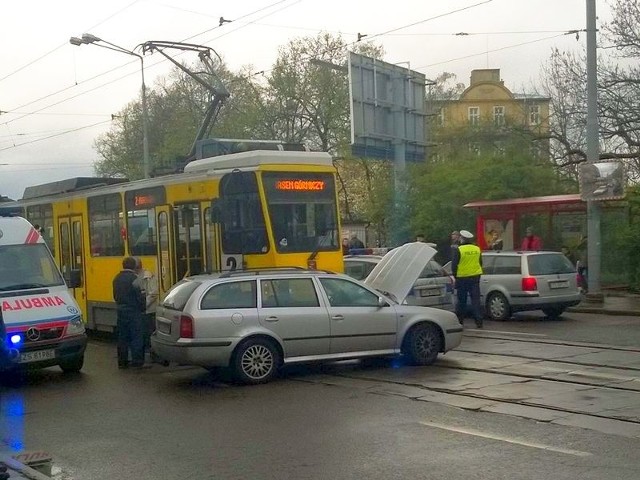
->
451 229 484 328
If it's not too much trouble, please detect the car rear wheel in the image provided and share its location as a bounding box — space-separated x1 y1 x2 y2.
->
59 354 84 373
233 339 280 385
406 323 442 366
542 307 565 320
486 292 511 321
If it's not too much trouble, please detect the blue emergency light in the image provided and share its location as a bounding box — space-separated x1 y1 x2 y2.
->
10 334 22 345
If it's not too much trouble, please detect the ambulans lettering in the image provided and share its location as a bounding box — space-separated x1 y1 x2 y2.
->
1 296 66 311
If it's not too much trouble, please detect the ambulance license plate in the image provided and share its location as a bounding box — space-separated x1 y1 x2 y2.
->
20 349 55 363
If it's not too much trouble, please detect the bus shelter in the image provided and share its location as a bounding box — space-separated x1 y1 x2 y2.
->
464 194 589 251
464 193 629 285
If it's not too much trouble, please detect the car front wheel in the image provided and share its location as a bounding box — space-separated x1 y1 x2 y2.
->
59 354 84 373
406 323 442 366
486 292 511 321
233 339 280 385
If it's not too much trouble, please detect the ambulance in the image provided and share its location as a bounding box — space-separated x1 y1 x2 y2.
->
0 215 87 373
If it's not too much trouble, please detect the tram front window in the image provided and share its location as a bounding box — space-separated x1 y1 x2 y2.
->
262 172 339 253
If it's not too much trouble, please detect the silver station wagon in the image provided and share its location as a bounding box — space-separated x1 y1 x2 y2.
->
479 251 582 320
151 243 463 384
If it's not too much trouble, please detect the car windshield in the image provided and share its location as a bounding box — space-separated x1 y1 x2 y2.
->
0 244 65 291
420 260 447 278
528 253 576 275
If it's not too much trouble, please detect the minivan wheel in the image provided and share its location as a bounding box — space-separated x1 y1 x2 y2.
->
406 323 442 366
233 339 280 385
59 354 84 373
542 307 565 320
486 292 511 321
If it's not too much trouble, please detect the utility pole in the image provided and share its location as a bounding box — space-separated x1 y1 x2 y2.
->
585 0 602 299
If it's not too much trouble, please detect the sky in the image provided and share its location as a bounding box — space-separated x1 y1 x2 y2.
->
0 0 612 200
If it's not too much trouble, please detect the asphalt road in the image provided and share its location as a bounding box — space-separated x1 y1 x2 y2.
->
1 310 640 480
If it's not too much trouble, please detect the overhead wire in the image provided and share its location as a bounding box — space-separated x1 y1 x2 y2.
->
0 0 142 84
0 120 111 153
414 31 579 70
1 0 573 158
0 0 299 129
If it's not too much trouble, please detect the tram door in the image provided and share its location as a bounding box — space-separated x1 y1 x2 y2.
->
156 206 176 297
58 215 87 315
174 203 204 279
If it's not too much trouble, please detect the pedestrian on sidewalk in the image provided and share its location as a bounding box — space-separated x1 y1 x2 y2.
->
113 256 147 369
452 229 484 328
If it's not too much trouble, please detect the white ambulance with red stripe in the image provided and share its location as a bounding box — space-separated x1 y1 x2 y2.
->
0 215 87 373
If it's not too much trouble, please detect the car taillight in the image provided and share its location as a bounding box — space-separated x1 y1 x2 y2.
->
521 277 537 291
179 315 194 338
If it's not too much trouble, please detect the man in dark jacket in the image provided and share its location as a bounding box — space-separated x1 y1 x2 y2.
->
113 256 146 369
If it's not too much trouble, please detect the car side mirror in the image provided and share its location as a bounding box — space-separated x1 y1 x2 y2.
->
68 269 82 288
378 296 389 308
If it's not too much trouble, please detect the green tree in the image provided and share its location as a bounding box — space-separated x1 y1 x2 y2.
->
408 129 573 246
539 0 640 182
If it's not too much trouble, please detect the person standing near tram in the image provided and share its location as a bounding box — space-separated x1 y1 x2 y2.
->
113 256 147 369
133 257 159 358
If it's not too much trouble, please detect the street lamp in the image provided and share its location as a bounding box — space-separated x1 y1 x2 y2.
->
70 33 150 179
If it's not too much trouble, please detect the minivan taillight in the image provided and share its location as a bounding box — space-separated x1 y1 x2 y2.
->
179 315 194 338
522 277 537 291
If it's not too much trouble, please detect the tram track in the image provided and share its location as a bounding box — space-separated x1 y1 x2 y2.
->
318 366 640 427
295 334 640 431
463 330 640 353
431 361 640 393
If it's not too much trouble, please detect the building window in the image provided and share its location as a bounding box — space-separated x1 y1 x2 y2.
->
493 106 505 126
468 107 480 125
529 105 540 125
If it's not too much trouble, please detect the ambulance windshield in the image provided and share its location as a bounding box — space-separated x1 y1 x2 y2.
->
0 244 65 291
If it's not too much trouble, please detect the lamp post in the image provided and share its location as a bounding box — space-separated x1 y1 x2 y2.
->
70 33 150 179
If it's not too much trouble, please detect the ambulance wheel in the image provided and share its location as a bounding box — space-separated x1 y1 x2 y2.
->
59 354 84 373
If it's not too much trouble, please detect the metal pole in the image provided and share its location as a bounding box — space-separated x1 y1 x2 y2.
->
391 70 409 246
70 35 150 178
139 56 150 179
586 0 601 298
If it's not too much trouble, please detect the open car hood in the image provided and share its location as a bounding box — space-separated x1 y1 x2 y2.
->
364 242 437 303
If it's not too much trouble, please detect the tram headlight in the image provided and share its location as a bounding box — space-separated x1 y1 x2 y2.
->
66 316 85 336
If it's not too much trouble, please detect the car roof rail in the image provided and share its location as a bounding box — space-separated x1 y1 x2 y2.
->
218 266 335 278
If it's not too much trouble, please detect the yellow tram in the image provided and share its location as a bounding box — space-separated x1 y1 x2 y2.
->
5 148 343 331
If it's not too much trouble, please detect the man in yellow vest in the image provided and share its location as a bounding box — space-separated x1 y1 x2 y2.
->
451 229 484 328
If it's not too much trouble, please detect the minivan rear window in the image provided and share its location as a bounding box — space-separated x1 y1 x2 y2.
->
527 254 575 275
162 280 202 310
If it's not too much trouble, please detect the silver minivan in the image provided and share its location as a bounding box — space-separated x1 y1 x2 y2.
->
480 251 582 320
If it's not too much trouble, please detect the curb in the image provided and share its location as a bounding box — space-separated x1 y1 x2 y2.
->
567 306 640 316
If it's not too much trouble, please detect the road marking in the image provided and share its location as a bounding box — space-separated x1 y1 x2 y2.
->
468 330 547 337
419 422 591 457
